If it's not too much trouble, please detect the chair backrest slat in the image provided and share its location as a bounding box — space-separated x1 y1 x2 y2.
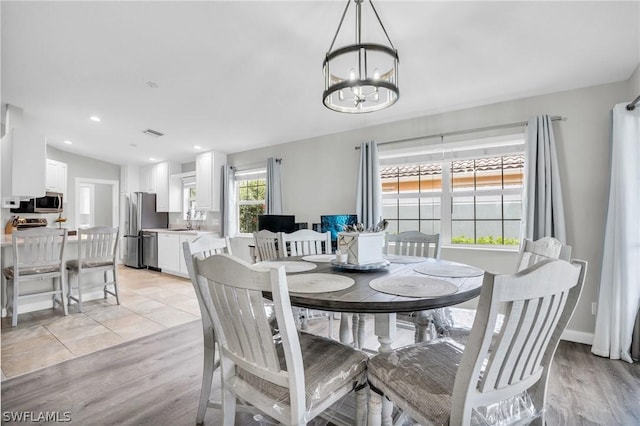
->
385 231 440 259
279 229 331 257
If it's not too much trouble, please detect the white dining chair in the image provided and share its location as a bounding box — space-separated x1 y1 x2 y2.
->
182 234 233 425
66 226 120 313
384 231 441 344
517 236 572 270
441 236 573 343
3 228 68 327
192 253 368 425
278 229 351 341
367 258 587 426
252 229 280 262
278 229 331 257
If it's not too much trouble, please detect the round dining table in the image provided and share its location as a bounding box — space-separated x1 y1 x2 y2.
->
260 256 484 353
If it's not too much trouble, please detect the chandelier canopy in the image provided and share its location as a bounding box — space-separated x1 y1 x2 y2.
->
323 0 399 114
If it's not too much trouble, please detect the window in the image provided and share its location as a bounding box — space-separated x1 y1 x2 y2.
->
183 180 197 221
381 135 525 247
236 169 266 234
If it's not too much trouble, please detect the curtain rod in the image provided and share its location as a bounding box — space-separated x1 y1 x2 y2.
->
627 95 640 111
354 115 565 150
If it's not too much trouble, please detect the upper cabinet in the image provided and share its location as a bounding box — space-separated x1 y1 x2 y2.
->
45 159 67 199
139 164 157 194
1 127 47 204
155 161 181 212
196 151 227 211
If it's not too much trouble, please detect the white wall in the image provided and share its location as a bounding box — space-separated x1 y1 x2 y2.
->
228 76 636 341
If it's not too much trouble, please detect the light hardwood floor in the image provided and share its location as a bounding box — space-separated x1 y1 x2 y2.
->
1 266 199 379
2 267 639 425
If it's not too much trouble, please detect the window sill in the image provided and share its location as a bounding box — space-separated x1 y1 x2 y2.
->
232 233 254 239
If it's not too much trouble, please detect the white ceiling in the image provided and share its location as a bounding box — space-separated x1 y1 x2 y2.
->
2 1 638 167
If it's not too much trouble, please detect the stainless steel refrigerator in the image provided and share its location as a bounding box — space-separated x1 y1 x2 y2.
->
123 192 168 268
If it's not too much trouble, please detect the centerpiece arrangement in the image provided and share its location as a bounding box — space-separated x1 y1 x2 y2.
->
337 219 388 266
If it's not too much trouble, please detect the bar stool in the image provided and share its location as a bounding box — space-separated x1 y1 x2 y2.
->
3 228 68 327
66 226 120 312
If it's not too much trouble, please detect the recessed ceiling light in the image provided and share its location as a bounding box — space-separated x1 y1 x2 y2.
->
149 157 156 161
193 145 202 150
146 81 159 88
90 116 101 122
63 140 72 145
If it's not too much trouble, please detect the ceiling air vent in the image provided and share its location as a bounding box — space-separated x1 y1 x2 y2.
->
142 128 164 137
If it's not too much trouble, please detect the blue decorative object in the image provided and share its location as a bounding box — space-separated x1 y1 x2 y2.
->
321 214 358 241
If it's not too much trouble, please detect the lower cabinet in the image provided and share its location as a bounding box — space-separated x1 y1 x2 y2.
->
157 232 201 278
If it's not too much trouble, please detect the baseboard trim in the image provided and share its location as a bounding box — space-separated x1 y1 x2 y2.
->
561 329 594 345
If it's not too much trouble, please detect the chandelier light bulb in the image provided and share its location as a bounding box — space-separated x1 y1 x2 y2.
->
373 68 380 80
349 68 356 81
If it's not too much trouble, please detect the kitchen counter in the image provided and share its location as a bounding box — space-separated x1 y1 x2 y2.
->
143 228 216 236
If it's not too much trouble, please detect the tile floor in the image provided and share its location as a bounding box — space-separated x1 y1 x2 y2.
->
1 266 200 380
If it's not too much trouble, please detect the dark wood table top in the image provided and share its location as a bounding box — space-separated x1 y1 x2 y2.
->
263 256 484 314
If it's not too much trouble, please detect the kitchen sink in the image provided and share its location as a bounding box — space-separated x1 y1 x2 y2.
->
171 228 193 231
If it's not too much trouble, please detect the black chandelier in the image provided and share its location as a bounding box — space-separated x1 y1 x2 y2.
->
323 0 399 113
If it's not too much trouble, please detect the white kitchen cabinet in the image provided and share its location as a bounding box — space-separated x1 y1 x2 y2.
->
139 165 157 194
157 231 206 277
178 234 198 275
155 161 181 212
157 232 180 274
196 151 227 211
0 127 47 203
45 159 67 199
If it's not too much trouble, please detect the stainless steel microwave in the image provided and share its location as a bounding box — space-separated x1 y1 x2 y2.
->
10 192 63 213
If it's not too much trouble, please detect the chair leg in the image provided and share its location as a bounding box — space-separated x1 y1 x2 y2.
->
368 389 382 426
112 265 120 305
381 397 393 426
339 313 351 344
196 331 216 425
414 311 431 343
351 313 367 348
76 273 84 313
357 314 366 349
10 279 18 327
221 387 237 426
355 384 368 426
57 275 68 316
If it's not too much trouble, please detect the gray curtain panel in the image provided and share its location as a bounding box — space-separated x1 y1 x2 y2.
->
524 115 567 243
221 165 236 237
356 141 382 228
266 157 282 215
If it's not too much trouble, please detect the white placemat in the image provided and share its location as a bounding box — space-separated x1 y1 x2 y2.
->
254 261 317 273
369 276 459 298
301 254 336 263
383 254 427 264
413 259 484 278
286 273 355 293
